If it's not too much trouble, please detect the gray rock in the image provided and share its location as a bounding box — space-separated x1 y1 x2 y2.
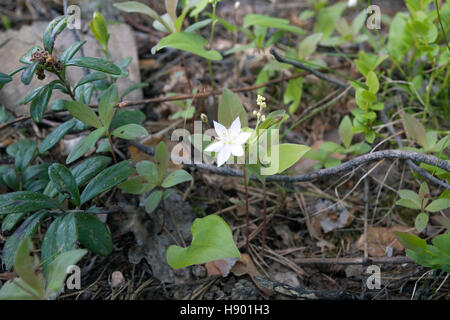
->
0 21 142 115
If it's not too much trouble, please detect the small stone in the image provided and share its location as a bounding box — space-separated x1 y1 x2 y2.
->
110 271 125 289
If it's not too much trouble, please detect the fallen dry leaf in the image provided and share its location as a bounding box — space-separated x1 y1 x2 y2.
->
205 258 238 277
231 253 273 297
356 225 414 257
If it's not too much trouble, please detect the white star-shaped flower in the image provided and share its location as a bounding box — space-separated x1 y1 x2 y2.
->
205 117 251 167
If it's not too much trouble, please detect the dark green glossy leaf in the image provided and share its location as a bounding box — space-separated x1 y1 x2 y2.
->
48 164 80 206
74 213 112 255
111 123 148 140
66 127 106 164
80 161 134 204
30 83 52 122
19 45 43 64
39 119 76 153
74 72 107 90
98 84 118 130
1 212 27 232
6 139 37 172
21 62 39 85
60 40 87 64
61 100 101 129
111 109 145 128
1 210 48 270
0 72 12 90
66 57 122 75
71 156 112 186
43 16 66 52
0 192 59 215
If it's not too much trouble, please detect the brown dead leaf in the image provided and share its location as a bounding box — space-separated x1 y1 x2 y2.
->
231 253 274 297
356 225 415 257
205 258 238 277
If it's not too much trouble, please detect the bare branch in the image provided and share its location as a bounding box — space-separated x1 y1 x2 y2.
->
129 141 450 188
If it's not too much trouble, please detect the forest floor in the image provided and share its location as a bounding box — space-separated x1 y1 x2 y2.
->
0 0 448 300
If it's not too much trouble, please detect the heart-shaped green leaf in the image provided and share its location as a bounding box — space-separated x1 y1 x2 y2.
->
166 215 240 269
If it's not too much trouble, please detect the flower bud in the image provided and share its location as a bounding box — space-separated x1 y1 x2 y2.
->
200 113 208 123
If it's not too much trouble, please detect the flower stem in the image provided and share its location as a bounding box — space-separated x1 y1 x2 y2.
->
243 167 249 252
160 196 167 233
107 133 118 164
262 181 267 256
181 51 193 93
207 2 217 91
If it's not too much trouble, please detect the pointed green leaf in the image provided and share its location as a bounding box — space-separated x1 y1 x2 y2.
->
339 115 353 149
90 11 110 49
425 198 450 212
136 160 158 183
415 213 429 232
30 83 52 122
60 41 87 64
218 88 248 128
157 32 222 61
98 84 118 130
404 113 427 148
161 169 192 188
155 142 169 183
145 190 163 214
62 100 101 129
394 231 427 253
111 124 148 140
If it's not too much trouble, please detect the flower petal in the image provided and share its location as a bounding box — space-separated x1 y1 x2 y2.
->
228 117 241 138
230 144 244 157
217 145 231 167
234 132 251 145
204 141 223 153
213 121 228 139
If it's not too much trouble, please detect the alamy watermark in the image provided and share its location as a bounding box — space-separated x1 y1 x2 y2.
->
366 265 381 290
366 5 381 30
